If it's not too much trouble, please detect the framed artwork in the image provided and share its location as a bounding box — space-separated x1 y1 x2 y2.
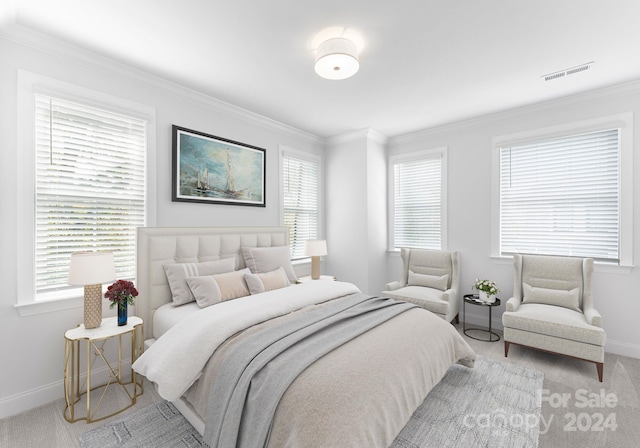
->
172 125 266 207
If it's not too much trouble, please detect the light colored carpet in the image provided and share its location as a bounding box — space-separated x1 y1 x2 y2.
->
79 356 542 448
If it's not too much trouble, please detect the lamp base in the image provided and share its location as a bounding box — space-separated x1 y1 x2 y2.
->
84 284 103 329
311 256 321 280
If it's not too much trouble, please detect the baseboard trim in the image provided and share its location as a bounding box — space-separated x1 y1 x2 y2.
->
605 339 640 359
0 361 132 420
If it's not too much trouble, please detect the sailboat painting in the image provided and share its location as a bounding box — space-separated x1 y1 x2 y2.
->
172 125 266 206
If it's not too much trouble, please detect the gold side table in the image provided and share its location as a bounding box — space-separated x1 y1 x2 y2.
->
64 316 144 423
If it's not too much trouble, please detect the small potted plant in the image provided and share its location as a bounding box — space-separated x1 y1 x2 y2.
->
472 278 499 303
105 279 138 326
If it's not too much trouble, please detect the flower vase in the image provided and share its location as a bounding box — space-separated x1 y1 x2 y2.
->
478 290 489 302
117 302 128 326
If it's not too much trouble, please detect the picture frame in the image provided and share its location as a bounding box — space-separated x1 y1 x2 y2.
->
172 125 266 207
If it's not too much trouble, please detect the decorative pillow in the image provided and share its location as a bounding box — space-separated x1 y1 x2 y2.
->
241 246 296 283
407 271 449 291
522 283 580 311
244 266 291 295
186 268 251 308
163 258 235 305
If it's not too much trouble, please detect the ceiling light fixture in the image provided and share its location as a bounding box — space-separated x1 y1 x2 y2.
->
314 37 360 80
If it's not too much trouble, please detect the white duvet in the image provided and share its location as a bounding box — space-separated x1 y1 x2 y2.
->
132 281 360 401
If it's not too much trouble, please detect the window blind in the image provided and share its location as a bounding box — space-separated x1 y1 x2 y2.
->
283 154 319 259
393 155 442 250
499 128 620 263
35 94 147 294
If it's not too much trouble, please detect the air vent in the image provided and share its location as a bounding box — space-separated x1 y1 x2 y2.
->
542 62 594 81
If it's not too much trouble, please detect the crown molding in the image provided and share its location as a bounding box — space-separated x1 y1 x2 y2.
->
1 24 323 145
389 78 640 147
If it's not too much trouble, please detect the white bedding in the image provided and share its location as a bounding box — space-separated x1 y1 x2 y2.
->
132 281 360 401
152 301 200 340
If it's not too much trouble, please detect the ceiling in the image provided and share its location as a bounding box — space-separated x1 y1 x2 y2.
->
3 0 640 138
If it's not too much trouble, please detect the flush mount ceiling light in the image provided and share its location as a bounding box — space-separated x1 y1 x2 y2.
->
314 37 360 80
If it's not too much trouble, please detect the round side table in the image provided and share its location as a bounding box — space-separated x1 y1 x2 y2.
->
463 294 501 342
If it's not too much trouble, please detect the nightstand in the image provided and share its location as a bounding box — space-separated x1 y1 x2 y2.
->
296 275 337 283
462 294 501 342
63 316 144 423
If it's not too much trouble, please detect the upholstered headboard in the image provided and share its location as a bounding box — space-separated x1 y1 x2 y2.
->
135 226 290 340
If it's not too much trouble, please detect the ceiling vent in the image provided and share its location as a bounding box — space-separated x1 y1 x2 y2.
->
542 62 594 82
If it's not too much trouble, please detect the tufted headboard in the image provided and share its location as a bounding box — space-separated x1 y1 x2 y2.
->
135 226 290 340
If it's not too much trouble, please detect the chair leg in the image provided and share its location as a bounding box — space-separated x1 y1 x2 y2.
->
504 341 510 357
596 362 604 382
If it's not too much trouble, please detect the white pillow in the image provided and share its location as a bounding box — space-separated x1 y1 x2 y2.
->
186 268 251 308
163 258 236 305
522 283 580 312
407 271 449 291
241 246 296 283
244 266 291 295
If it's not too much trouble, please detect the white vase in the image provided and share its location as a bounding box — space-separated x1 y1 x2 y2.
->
478 290 491 302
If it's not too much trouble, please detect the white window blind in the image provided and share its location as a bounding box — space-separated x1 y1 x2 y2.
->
499 128 620 263
283 154 319 259
392 154 442 250
35 94 147 294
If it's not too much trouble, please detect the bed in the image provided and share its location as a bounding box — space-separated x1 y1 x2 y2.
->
132 226 476 447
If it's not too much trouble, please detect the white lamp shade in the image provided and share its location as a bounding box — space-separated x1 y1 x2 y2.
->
314 37 359 80
68 252 116 286
305 240 328 257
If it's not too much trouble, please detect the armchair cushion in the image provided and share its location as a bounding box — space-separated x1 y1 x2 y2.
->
519 255 585 309
503 303 605 346
522 283 581 312
407 271 449 291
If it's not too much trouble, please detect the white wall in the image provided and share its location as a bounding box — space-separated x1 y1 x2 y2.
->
0 32 322 418
325 133 369 287
324 129 388 295
385 81 640 359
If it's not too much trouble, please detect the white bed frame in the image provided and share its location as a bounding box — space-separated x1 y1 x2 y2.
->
135 226 290 434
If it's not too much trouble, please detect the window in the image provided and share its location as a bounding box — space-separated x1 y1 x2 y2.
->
34 95 147 294
17 71 155 313
493 114 633 266
281 148 321 260
389 148 447 251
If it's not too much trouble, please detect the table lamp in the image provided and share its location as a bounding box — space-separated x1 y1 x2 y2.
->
304 240 327 280
68 252 116 329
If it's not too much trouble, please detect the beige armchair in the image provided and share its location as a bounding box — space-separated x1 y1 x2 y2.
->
381 248 459 323
503 254 606 381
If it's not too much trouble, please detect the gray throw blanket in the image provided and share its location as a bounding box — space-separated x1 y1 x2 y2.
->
203 293 417 448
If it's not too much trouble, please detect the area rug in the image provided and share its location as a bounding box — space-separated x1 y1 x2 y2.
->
80 356 543 448
391 355 543 448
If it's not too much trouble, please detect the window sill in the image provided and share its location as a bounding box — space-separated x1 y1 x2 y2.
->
15 295 83 317
490 255 634 274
